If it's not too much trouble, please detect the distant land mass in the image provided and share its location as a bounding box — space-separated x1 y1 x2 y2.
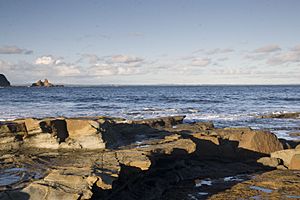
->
31 79 64 87
0 74 11 87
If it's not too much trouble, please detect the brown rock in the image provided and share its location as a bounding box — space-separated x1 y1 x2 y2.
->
260 112 300 119
170 121 214 133
21 183 80 200
271 149 300 167
133 115 185 128
65 119 105 149
238 130 283 154
257 157 281 167
289 154 300 170
116 150 151 170
289 132 300 137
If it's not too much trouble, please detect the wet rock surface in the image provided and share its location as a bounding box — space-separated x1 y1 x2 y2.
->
0 115 299 199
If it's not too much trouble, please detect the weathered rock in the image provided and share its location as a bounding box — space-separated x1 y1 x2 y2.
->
22 183 80 200
238 130 283 154
23 133 60 149
257 157 281 167
271 149 300 167
276 165 288 170
210 128 283 155
208 170 300 199
260 112 300 119
0 74 10 87
289 154 300 170
65 119 104 149
169 121 214 133
116 150 151 170
289 132 300 137
132 115 185 128
30 79 63 87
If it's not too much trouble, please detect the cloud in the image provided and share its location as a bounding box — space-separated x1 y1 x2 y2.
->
206 48 234 55
89 64 141 76
0 45 33 55
291 45 300 52
55 64 81 76
191 58 211 67
0 59 13 70
192 48 234 55
212 68 253 75
109 55 144 64
244 53 269 61
254 44 281 53
267 51 300 65
35 56 57 65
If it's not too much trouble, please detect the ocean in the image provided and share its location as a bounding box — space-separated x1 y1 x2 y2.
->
1 85 300 140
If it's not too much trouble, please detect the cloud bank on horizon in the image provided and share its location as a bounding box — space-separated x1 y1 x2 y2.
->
0 0 299 85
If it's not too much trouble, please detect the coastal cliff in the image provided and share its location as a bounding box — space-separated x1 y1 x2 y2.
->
0 74 10 87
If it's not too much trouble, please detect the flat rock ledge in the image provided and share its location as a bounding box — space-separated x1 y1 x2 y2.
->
0 115 299 200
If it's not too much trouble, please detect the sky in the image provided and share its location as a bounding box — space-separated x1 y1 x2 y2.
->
0 0 300 85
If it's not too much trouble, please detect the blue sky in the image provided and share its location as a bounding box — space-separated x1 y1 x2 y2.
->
0 0 300 85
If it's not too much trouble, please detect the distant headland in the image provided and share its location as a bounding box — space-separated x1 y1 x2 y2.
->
0 74 11 87
31 79 64 87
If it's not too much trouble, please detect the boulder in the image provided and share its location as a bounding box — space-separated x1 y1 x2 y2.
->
24 118 42 133
271 149 300 167
65 119 105 149
238 130 283 154
257 157 281 167
289 154 300 170
116 150 151 170
0 74 10 87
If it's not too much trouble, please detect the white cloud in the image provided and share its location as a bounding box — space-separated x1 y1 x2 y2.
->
110 55 144 64
254 44 281 53
55 64 81 76
35 56 56 65
191 58 211 67
0 45 33 55
267 51 300 65
206 48 234 55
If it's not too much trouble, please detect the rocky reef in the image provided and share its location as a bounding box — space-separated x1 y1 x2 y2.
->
0 74 10 87
31 79 63 87
259 112 300 119
0 115 299 199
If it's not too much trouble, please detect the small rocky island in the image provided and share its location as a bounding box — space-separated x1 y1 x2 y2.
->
0 74 11 87
31 79 64 87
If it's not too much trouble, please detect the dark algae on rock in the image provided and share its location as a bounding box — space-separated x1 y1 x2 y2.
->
0 74 10 87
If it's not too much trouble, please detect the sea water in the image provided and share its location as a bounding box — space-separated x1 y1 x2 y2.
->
1 85 299 139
